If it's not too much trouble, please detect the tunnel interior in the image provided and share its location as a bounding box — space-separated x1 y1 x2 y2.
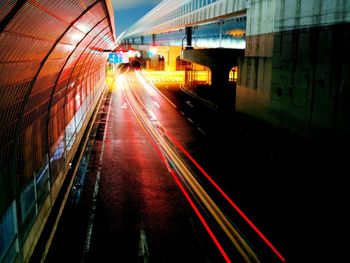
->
0 1 116 261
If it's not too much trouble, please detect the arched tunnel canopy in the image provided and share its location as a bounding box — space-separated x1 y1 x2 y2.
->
0 0 116 215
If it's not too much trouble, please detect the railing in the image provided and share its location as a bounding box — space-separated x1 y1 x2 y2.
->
118 0 247 42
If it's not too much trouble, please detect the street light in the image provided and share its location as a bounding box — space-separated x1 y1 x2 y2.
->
217 19 224 48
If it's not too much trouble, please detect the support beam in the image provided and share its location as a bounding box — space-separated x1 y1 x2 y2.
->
181 48 244 110
154 46 182 71
128 45 182 72
181 48 244 88
185 26 192 49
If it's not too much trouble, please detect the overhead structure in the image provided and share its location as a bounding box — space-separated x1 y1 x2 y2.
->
0 1 116 262
118 0 247 49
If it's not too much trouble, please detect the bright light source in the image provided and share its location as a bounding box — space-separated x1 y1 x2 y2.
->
127 50 134 58
135 71 156 96
149 47 157 55
75 23 89 33
75 93 81 105
72 33 83 42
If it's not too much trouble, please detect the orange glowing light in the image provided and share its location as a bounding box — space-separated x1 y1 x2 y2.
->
229 66 238 82
228 29 245 37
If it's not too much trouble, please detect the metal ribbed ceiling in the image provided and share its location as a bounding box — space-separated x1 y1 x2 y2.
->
0 0 116 215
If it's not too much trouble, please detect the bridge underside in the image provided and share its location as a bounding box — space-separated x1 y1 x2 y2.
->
181 48 244 87
181 48 244 110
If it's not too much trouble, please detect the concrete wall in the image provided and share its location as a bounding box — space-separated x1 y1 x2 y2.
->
275 0 350 30
237 0 350 142
270 24 350 139
246 0 276 36
237 0 276 121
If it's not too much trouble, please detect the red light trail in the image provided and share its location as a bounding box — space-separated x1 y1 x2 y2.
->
164 125 286 262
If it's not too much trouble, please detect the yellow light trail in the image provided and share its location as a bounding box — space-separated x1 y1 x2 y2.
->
120 72 262 263
140 69 285 262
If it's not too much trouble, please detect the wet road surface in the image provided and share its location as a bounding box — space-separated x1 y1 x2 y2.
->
46 68 349 263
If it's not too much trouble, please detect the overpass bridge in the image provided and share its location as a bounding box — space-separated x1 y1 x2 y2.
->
0 0 350 262
118 0 247 49
118 0 350 142
118 0 247 93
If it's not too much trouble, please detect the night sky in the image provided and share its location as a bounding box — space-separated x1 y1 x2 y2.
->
113 0 163 37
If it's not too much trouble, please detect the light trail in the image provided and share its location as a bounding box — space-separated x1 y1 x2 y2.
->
135 70 286 262
124 72 261 263
120 77 231 262
135 70 177 108
163 121 286 263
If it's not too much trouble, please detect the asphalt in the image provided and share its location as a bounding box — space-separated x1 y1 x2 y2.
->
45 72 349 263
169 82 350 263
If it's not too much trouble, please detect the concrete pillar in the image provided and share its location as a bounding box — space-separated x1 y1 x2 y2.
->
181 48 244 87
181 48 244 110
167 46 182 71
185 26 192 48
150 46 182 71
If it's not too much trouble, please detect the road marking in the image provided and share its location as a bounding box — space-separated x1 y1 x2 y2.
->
138 229 150 263
155 87 177 108
81 91 112 263
186 100 194 108
153 101 160 108
180 111 185 115
187 117 194 124
136 70 177 109
121 101 128 109
197 127 206 135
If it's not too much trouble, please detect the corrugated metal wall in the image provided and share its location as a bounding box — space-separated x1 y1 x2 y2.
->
0 1 116 262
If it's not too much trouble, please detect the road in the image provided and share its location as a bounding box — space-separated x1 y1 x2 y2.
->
46 67 349 263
